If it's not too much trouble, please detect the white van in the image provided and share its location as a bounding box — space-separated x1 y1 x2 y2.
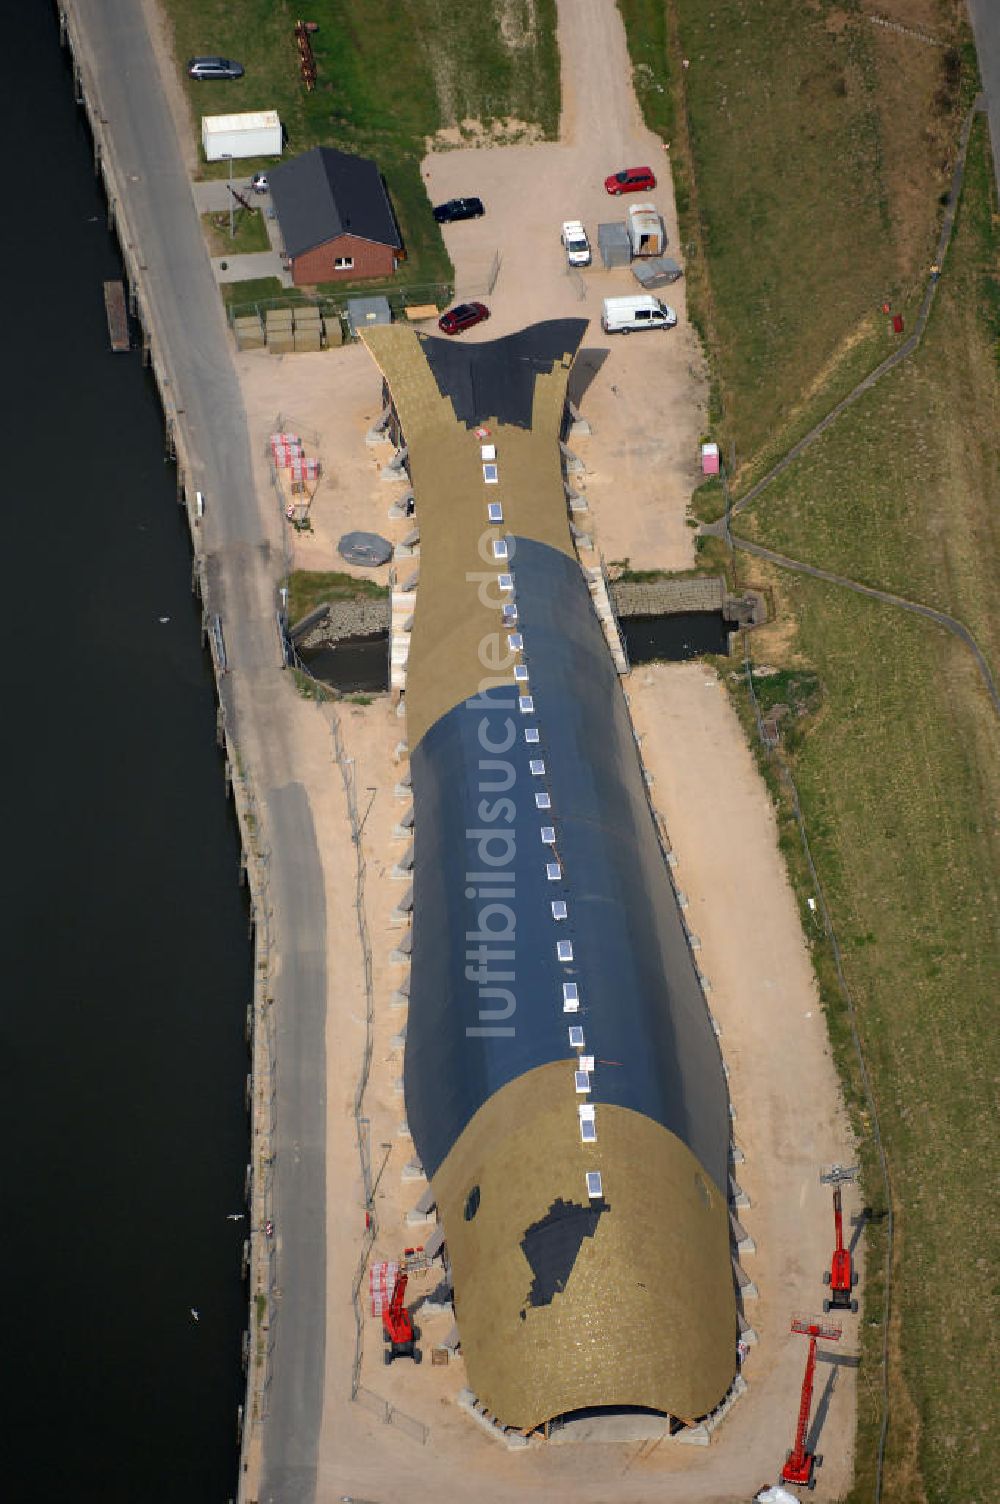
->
601 294 677 334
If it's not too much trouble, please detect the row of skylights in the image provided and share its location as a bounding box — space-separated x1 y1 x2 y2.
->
476 433 602 1201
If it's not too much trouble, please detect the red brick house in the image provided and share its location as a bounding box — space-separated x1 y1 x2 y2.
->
268 147 403 286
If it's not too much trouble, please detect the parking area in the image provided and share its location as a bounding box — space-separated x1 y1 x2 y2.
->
422 10 706 572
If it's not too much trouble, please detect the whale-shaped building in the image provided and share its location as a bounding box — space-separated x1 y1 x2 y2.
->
362 320 736 1432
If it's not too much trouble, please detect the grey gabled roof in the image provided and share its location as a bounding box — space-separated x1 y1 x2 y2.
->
268 147 402 259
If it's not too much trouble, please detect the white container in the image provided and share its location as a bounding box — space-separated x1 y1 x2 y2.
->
201 110 282 162
627 202 665 257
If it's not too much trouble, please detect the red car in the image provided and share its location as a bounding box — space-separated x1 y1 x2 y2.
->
438 301 490 336
604 165 657 196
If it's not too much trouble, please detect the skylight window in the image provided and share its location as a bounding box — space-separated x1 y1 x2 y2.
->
540 826 556 845
551 901 568 920
498 573 514 592
483 463 499 484
562 983 579 1013
568 1026 585 1049
507 632 524 652
487 501 503 523
502 604 518 624
534 792 551 809
529 759 545 776
557 939 574 963
586 1171 603 1200
547 862 562 881
524 728 540 744
514 665 529 683
518 695 534 714
574 1069 590 1093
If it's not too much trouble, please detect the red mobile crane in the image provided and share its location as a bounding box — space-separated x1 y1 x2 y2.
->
820 1165 859 1314
382 1270 422 1365
780 1316 841 1490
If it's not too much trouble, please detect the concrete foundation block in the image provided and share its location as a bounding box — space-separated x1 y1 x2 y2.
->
676 1424 710 1447
401 1161 424 1183
406 1209 435 1228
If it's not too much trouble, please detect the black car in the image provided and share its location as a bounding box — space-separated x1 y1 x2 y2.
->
187 56 245 81
433 197 485 224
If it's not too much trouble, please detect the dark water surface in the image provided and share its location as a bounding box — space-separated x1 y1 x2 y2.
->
2 7 248 1500
298 634 389 692
621 611 730 663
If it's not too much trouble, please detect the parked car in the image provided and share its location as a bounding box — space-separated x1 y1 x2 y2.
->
187 56 245 81
604 165 656 196
433 197 485 223
250 172 269 194
561 220 592 267
438 302 490 336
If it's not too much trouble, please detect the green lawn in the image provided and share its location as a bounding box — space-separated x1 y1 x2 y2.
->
716 108 1000 1504
163 0 559 290
617 0 969 477
756 576 1000 1504
740 121 1000 682
200 207 270 256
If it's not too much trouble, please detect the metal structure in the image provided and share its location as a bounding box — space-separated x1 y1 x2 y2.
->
382 1271 422 1365
781 1317 842 1490
820 1165 860 1314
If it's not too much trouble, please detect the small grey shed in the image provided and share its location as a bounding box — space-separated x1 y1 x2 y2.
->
345 295 393 337
597 222 632 269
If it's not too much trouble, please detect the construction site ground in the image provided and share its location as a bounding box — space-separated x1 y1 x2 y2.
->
228 1 859 1499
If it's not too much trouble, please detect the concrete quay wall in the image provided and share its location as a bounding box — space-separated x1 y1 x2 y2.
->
58 5 274 1495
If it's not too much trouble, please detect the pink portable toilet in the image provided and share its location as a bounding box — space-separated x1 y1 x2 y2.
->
701 442 720 476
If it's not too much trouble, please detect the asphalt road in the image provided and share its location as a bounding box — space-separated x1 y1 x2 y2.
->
73 3 326 1498
968 0 1000 202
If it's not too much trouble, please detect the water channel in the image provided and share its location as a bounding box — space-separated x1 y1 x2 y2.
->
2 8 249 1500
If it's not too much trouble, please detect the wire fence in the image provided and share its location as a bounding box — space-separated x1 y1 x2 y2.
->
227 280 456 331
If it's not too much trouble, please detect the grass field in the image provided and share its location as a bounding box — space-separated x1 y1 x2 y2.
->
740 120 1000 678
615 2 1000 1499
617 0 971 478
162 0 559 290
715 95 1000 1504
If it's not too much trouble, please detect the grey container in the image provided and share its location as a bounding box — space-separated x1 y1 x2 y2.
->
632 256 684 289
598 221 632 269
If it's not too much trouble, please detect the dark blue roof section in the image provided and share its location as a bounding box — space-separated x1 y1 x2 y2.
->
417 320 589 428
268 147 401 258
405 538 730 1190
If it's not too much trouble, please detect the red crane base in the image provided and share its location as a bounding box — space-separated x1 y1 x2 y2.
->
781 1449 822 1490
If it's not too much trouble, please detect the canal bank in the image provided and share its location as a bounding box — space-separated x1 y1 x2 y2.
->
3 5 254 1500
56 4 330 1499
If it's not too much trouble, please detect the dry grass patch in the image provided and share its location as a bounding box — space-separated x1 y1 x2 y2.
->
740 119 1000 675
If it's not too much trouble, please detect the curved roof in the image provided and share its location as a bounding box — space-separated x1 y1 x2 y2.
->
360 323 736 1430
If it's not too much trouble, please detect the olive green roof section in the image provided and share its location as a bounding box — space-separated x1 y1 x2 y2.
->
361 325 578 750
434 1060 736 1430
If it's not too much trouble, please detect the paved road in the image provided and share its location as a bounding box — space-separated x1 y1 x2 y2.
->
73 3 326 1498
968 0 1000 202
